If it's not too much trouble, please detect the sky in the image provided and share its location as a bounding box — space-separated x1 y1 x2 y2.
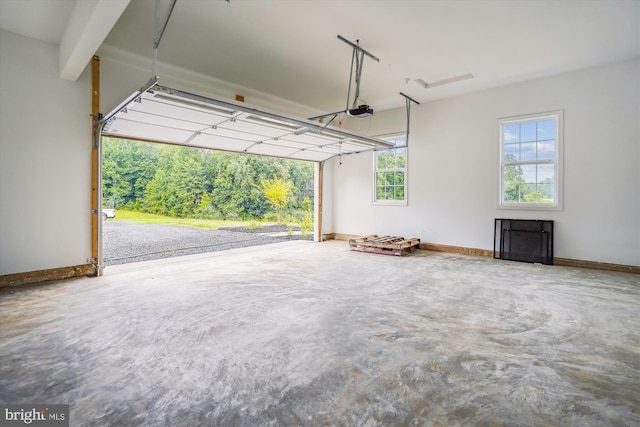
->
503 119 556 183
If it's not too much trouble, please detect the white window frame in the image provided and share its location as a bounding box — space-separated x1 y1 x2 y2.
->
372 134 408 206
498 110 563 210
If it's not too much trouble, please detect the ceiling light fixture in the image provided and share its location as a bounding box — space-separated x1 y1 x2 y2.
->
414 73 474 89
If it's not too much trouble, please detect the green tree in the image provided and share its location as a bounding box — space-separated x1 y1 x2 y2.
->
103 138 314 221
259 177 293 224
210 154 265 220
503 154 524 202
102 138 160 208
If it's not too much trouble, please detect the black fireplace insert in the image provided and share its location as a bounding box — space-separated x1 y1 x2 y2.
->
494 219 554 265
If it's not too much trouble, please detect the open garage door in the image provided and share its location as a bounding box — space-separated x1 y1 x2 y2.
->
100 78 393 162
95 78 393 272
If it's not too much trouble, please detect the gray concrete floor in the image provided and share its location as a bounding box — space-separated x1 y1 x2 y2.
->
1 241 638 426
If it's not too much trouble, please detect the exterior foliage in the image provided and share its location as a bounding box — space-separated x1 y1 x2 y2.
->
374 135 406 203
102 138 314 221
503 154 554 203
259 177 293 223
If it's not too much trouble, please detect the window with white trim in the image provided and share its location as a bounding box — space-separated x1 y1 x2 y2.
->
499 111 562 209
373 135 407 204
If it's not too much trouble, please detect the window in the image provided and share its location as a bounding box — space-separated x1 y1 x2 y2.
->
373 134 407 204
499 111 562 209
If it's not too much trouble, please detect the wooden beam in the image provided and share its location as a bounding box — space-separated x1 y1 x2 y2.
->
91 56 100 275
315 162 323 242
59 0 131 81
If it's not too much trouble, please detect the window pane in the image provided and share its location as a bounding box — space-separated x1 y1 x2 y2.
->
537 120 555 141
385 172 394 185
518 182 528 202
387 152 398 168
504 124 520 143
504 143 519 162
520 164 537 184
503 165 523 202
537 163 554 183
503 164 523 182
521 122 536 142
537 182 554 202
503 182 518 202
384 186 393 200
520 142 536 161
395 149 406 168
537 164 555 203
375 135 407 203
537 140 555 160
499 113 560 207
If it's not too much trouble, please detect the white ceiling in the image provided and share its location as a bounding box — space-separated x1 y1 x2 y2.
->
0 0 76 45
1 0 639 114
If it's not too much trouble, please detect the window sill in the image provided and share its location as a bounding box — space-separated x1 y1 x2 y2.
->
372 200 408 207
498 203 562 211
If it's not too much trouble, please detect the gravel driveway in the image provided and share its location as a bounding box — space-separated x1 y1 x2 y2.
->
103 221 311 266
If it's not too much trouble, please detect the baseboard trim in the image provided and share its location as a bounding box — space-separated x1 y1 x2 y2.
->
327 233 356 241
554 258 640 274
327 233 638 274
0 264 97 288
419 243 493 258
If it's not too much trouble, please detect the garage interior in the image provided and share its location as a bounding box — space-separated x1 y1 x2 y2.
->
0 0 639 425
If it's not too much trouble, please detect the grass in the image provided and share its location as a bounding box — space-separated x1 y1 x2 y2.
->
112 210 276 230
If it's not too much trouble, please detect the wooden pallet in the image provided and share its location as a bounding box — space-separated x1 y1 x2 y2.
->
349 235 420 256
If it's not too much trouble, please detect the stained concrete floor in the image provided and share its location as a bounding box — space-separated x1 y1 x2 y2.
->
1 241 639 426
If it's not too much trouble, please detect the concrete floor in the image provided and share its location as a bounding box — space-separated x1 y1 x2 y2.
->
1 241 638 426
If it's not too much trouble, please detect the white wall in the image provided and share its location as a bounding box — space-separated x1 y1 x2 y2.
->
0 30 91 275
331 59 640 266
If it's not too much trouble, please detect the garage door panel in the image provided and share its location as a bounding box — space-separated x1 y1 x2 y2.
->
112 110 206 132
283 132 341 147
191 133 255 152
247 143 300 158
201 126 264 143
101 82 394 161
143 94 237 126
103 118 196 143
221 118 297 139
289 149 335 162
